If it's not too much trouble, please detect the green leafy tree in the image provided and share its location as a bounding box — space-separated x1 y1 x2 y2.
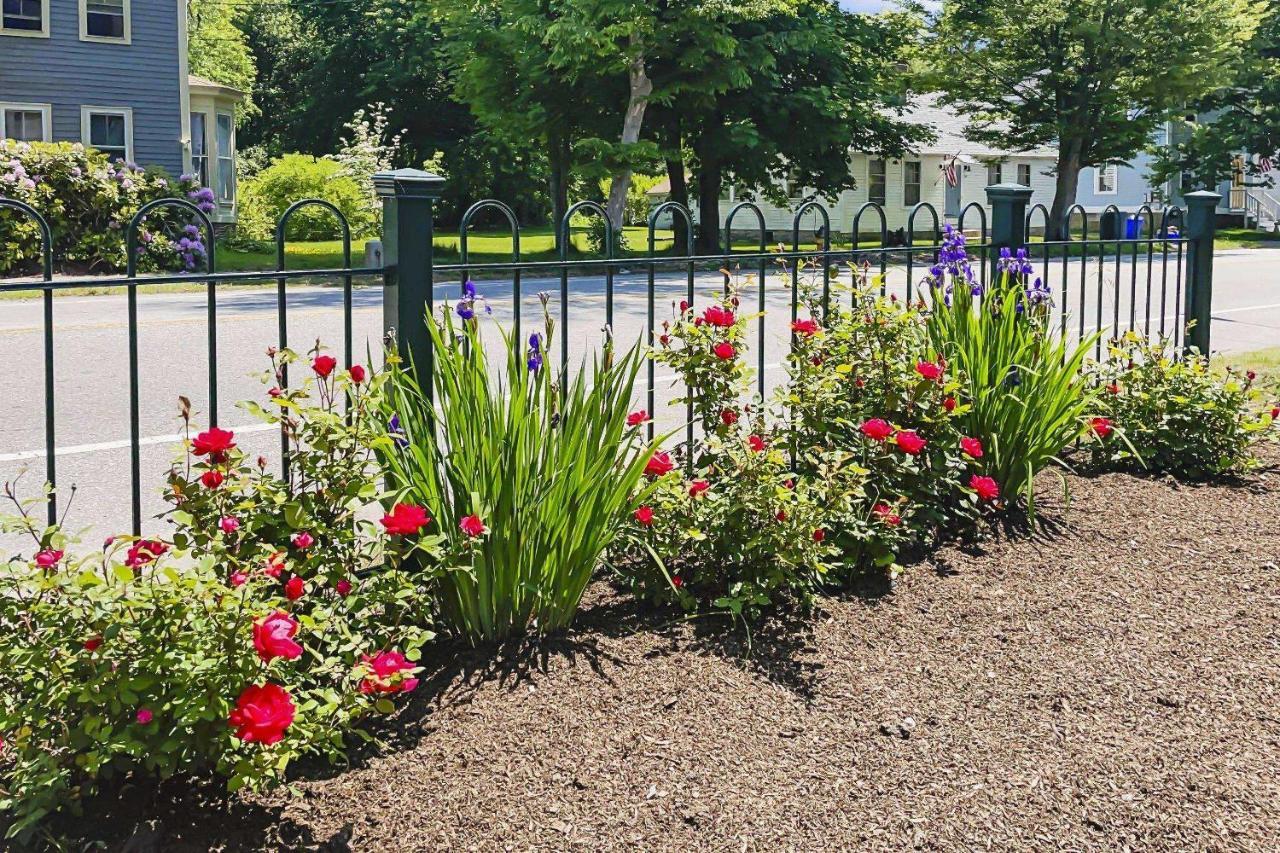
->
927 0 1261 239
188 0 257 115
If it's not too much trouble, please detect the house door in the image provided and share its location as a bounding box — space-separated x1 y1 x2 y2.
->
944 164 962 218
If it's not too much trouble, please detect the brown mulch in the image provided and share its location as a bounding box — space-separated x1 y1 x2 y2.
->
72 452 1280 851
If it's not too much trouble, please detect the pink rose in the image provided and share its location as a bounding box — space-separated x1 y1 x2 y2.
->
253 611 303 663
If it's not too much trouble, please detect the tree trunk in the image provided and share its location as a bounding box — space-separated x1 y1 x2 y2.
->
1047 141 1084 241
605 39 653 231
666 153 689 251
549 133 570 252
695 160 723 255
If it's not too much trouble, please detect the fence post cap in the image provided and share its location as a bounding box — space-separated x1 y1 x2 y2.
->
373 169 446 200
985 183 1034 200
1183 190 1222 206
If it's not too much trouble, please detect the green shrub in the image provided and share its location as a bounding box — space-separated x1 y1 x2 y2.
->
0 140 208 275
925 238 1098 506
236 154 372 242
1084 334 1273 477
0 354 433 842
377 289 663 644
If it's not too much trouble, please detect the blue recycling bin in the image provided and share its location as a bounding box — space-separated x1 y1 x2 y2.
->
1124 215 1143 239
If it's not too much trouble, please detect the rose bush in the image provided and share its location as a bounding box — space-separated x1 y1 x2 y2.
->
0 140 212 275
1084 333 1274 477
0 350 436 841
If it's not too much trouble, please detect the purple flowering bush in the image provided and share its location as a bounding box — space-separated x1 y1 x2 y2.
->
0 140 210 275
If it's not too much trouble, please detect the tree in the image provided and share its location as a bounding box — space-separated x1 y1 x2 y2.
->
928 0 1261 239
188 0 256 115
1149 2 1280 191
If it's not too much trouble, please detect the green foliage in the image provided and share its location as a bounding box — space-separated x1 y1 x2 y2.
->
237 154 372 241
0 141 208 275
377 298 663 644
188 0 257 116
1085 334 1274 477
927 275 1098 506
0 357 432 841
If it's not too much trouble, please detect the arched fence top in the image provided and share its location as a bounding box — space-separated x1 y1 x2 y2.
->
1133 204 1156 237
1025 202 1050 234
724 201 767 251
851 202 887 246
1064 203 1089 240
560 200 612 259
648 201 694 254
459 199 521 264
791 200 831 249
906 202 940 243
1160 205 1185 234
0 197 54 281
957 201 986 240
276 198 352 269
126 197 216 276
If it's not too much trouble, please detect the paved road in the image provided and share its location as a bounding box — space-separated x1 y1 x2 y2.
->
1 247 1276 544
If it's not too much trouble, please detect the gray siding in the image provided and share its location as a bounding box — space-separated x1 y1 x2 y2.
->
0 0 184 175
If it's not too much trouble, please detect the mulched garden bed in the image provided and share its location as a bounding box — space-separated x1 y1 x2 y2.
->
66 450 1280 851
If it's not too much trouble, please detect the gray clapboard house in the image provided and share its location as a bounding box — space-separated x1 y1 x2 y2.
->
0 0 242 222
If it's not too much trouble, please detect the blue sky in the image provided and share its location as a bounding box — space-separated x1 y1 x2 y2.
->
838 0 939 12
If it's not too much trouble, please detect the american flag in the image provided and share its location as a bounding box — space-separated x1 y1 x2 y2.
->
1259 154 1274 173
942 155 959 188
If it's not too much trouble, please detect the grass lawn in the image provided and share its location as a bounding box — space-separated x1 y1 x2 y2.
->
1216 227 1280 250
1217 346 1280 390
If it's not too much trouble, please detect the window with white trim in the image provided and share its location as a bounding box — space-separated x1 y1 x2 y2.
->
868 159 886 205
1095 164 1118 195
987 162 1003 185
1017 163 1032 186
81 0 129 41
1 103 51 141
1 0 47 35
191 112 209 187
82 107 132 163
903 161 921 206
215 113 235 202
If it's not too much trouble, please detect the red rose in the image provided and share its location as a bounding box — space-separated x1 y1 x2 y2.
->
688 480 710 498
791 319 820 336
626 409 649 427
644 451 675 477
381 503 432 536
83 636 103 652
199 469 224 489
775 510 788 522
268 386 283 399
970 475 1000 501
634 506 654 526
894 430 927 455
229 571 248 587
915 360 943 381
747 434 767 453
312 354 338 378
713 342 736 361
942 396 957 412
336 578 353 597
671 575 684 589
34 549 63 569
678 300 689 313
784 479 795 490
228 683 296 745
812 528 825 542
1089 417 1113 438
284 576 305 601
358 650 420 695
860 418 894 441
703 305 735 327
253 611 303 663
1272 406 1280 420
720 408 739 426
459 515 487 538
1106 382 1120 395
263 551 287 578
290 531 314 550
192 427 236 458
136 708 153 725
960 437 984 459
659 334 671 346
219 516 240 534
125 539 168 569
872 503 902 526
348 364 367 383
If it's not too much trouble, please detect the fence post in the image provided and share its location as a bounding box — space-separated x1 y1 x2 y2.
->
986 183 1034 283
1182 190 1220 355
374 168 446 388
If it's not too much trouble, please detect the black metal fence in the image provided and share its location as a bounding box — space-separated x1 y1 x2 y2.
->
1 172 1220 534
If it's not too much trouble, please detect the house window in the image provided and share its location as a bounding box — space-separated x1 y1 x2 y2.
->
1 0 47 35
987 162 1003 185
1017 163 1032 186
215 113 235 202
1095 164 1118 195
81 107 132 163
903 161 921 206
191 112 209 187
81 0 129 41
868 158 886 205
1 103 51 141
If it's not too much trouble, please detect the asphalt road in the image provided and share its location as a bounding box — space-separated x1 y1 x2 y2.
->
1 247 1276 545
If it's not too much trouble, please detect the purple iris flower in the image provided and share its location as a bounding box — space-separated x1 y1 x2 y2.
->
527 332 543 373
388 414 409 449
